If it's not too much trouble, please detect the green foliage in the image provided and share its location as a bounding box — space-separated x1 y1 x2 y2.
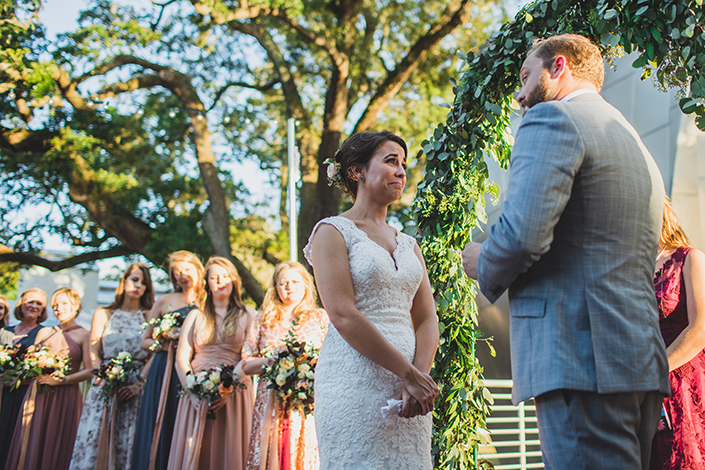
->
415 0 704 467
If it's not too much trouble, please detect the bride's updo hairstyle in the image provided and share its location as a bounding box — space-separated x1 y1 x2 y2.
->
333 131 407 200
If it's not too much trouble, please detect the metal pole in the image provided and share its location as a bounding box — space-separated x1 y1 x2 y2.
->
288 118 298 262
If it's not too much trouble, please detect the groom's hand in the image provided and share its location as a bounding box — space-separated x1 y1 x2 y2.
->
462 242 482 280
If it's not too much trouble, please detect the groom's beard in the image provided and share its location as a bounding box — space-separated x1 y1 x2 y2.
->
522 73 551 112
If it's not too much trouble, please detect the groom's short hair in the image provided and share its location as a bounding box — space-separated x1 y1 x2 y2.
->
527 34 605 91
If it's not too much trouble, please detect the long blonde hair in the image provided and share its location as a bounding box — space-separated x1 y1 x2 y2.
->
260 261 318 330
661 196 691 250
165 250 206 309
200 256 248 344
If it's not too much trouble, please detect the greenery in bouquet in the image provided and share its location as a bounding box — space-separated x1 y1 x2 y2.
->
261 332 318 416
142 308 185 352
183 364 245 418
94 351 141 403
19 345 71 393
0 343 28 387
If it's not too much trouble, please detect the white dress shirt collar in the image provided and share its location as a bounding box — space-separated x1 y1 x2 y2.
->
560 88 599 102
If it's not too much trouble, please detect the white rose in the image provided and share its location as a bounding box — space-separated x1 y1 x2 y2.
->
117 351 130 361
298 392 307 400
306 371 315 380
280 358 294 370
197 371 208 381
327 162 336 179
275 374 287 386
44 357 55 368
186 374 196 389
0 352 10 362
209 371 221 384
297 364 310 374
203 380 216 392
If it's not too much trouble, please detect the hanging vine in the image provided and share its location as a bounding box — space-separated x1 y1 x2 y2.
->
418 0 704 468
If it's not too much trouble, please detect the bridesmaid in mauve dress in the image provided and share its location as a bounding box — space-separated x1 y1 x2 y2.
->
0 288 46 470
131 251 205 470
5 288 92 470
243 261 328 470
167 256 255 470
650 197 705 470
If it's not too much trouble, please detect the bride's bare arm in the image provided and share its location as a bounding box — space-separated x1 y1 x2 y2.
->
311 224 438 413
174 309 199 388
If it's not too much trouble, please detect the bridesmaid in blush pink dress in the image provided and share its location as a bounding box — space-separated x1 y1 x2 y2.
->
243 261 328 470
6 288 92 470
650 197 705 470
167 256 255 470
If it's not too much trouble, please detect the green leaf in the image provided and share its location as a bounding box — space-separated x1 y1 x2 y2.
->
601 33 621 47
680 98 700 114
525 13 533 23
683 24 695 38
696 114 705 132
650 26 661 43
632 54 648 68
682 46 691 59
604 9 618 20
635 5 648 16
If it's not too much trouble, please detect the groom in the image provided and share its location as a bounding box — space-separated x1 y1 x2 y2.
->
462 34 669 470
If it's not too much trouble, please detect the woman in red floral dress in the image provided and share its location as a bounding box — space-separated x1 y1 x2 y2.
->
650 197 705 470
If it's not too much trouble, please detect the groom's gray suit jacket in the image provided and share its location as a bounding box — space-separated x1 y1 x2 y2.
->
477 92 670 404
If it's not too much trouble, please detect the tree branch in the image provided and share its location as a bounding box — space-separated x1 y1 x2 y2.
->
207 78 280 112
353 0 474 132
0 125 55 153
0 246 131 271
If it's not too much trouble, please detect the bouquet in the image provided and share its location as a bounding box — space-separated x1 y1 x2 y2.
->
0 344 28 387
142 309 185 351
19 345 71 393
261 332 318 416
94 351 141 403
183 364 245 417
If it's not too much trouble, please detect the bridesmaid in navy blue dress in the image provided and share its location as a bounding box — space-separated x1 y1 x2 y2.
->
131 251 205 470
0 288 47 470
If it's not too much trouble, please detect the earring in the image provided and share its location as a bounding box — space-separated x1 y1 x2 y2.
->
359 175 365 182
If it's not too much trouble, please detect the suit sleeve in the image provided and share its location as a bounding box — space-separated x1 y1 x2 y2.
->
477 102 585 303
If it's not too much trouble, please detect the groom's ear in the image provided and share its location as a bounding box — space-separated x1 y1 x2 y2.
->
549 55 568 80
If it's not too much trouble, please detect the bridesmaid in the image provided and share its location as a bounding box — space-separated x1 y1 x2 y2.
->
167 256 255 470
650 197 705 469
5 288 92 470
69 264 154 470
0 295 12 345
243 261 328 470
132 251 205 470
0 288 46 469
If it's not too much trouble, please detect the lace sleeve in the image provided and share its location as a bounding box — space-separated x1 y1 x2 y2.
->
303 216 356 266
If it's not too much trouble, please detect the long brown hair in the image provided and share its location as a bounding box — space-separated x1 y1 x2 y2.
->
165 250 206 309
13 288 47 323
660 196 691 250
105 263 155 312
0 294 10 327
200 256 248 344
260 261 318 330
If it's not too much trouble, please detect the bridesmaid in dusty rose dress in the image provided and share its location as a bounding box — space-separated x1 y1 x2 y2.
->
6 288 92 470
243 261 328 470
167 256 255 470
650 197 705 470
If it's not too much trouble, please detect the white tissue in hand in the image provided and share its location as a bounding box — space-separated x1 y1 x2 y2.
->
380 398 403 419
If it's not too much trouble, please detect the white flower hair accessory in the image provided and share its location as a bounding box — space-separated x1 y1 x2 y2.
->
324 153 343 189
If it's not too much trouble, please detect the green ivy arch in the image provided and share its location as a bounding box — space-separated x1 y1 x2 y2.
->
418 0 704 468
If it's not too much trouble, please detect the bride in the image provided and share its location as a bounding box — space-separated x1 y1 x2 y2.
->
304 131 439 469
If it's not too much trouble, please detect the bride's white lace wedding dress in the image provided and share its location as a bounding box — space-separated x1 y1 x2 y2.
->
304 216 433 470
